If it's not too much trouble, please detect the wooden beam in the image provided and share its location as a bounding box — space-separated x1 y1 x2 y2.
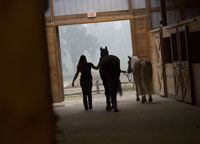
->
130 18 137 56
128 0 133 15
179 0 185 21
145 0 151 30
50 0 54 23
128 0 137 56
47 14 133 26
145 16 151 61
46 10 130 24
160 0 167 26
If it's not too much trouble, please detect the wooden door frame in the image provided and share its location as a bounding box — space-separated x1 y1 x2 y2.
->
179 25 195 104
160 28 168 97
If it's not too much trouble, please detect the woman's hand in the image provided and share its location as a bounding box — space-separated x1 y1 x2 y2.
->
120 70 127 73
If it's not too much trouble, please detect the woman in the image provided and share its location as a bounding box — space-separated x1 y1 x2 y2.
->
72 55 99 110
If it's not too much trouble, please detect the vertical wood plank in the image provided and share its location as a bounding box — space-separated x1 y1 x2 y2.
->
50 0 54 23
179 0 185 21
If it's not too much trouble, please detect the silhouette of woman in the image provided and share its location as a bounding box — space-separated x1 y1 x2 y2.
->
72 55 99 110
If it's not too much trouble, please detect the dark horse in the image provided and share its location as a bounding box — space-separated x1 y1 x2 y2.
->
98 47 122 112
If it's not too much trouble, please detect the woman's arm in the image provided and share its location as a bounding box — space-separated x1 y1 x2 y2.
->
91 64 99 70
91 60 101 70
72 70 80 87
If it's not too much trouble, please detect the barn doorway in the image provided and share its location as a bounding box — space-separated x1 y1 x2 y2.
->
57 20 133 99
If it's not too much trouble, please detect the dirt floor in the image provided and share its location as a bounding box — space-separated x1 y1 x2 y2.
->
54 90 200 144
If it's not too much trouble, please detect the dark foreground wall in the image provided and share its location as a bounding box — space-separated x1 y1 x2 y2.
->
0 1 56 144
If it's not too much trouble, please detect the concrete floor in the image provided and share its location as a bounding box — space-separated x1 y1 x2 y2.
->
54 91 200 144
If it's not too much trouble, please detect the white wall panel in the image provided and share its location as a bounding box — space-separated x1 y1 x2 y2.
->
69 0 77 14
132 0 146 9
64 0 71 15
122 0 129 10
105 0 111 11
52 0 129 16
93 0 100 12
150 0 160 8
58 0 65 15
53 0 59 16
76 0 83 14
115 0 121 10
82 0 88 13
151 12 161 29
88 0 94 11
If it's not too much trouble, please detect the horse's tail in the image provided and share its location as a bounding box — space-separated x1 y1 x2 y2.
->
141 61 152 94
118 79 122 96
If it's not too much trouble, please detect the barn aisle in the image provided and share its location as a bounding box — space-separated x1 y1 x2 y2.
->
54 91 200 144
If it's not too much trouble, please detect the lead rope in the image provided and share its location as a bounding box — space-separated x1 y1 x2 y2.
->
123 72 131 82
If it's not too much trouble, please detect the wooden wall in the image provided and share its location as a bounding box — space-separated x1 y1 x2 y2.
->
165 63 175 99
188 17 200 105
149 30 165 96
46 26 64 103
1 1 55 143
150 16 200 105
134 17 148 59
192 64 200 105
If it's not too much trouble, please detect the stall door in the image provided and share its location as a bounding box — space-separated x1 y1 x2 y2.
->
170 26 193 103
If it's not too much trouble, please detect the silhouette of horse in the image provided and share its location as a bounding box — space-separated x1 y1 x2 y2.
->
99 47 122 112
127 56 153 103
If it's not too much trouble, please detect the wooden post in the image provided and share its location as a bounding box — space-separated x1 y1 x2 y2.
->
145 0 152 30
128 0 137 56
50 0 54 23
1 1 55 143
179 0 185 21
160 0 167 26
145 0 152 61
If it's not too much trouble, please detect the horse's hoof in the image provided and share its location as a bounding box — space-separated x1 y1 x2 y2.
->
136 98 140 101
106 106 112 111
141 99 146 104
149 98 153 103
114 108 119 112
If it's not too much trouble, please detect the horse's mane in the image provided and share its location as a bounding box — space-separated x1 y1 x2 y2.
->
130 56 139 69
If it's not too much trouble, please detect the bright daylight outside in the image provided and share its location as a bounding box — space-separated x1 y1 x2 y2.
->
58 20 133 96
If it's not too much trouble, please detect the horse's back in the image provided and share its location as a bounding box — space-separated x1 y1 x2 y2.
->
100 55 120 77
132 60 143 85
100 55 120 84
101 55 120 69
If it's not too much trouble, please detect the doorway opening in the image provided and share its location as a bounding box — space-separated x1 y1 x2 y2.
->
57 20 133 99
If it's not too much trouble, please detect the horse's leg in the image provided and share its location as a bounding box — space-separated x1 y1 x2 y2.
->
111 88 119 112
136 84 140 101
141 87 146 104
148 93 153 102
103 81 112 111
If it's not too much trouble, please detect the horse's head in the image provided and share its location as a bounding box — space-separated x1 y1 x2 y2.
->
127 56 139 73
100 46 109 58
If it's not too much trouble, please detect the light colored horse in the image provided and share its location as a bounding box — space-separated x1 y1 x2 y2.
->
127 56 153 103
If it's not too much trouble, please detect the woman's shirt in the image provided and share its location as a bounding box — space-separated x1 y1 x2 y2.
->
79 63 93 81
